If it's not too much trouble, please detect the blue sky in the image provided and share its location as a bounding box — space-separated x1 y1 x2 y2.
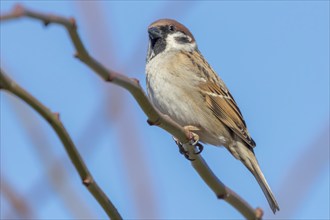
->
1 1 329 219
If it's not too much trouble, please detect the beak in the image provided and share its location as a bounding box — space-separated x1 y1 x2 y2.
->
148 27 162 39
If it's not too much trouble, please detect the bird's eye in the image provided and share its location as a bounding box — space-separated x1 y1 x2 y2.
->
169 25 175 32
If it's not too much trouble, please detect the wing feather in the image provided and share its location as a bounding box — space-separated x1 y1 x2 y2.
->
200 82 256 148
182 50 256 148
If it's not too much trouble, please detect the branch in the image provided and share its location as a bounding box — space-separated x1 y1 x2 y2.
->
0 70 122 220
7 97 97 218
0 5 263 219
1 176 34 218
75 3 160 218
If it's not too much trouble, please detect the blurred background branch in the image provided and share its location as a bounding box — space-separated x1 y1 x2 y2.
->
266 124 330 219
72 2 199 217
5 96 97 219
1 175 34 219
0 4 264 219
0 69 122 220
1 2 329 219
74 2 158 218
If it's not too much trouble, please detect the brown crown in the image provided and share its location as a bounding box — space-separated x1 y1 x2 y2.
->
149 19 195 42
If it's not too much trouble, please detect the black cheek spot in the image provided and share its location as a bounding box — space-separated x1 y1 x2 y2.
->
175 36 190 44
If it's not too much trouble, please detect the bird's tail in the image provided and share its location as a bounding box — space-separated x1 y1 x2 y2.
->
235 141 280 214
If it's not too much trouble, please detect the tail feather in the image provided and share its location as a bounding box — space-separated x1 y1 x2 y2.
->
235 142 280 214
250 156 280 213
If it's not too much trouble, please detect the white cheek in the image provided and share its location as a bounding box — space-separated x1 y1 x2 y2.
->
165 33 196 52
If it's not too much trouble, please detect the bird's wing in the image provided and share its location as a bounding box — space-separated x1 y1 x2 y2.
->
180 50 255 148
199 80 256 148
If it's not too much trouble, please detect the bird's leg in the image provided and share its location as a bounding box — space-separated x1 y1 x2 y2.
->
184 125 200 146
173 136 194 161
172 125 204 160
184 125 204 154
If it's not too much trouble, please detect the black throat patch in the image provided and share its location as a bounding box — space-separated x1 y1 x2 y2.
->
150 37 166 58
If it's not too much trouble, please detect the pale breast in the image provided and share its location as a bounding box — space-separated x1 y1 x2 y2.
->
146 51 232 147
146 52 204 127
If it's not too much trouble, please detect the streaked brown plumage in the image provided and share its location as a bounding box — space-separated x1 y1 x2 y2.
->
146 19 279 213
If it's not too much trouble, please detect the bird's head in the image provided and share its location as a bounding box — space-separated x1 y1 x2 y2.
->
147 19 197 60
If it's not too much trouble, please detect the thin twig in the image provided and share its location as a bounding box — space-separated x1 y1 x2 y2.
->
185 144 263 219
7 98 97 219
0 4 190 141
75 2 159 218
0 4 263 219
0 70 122 220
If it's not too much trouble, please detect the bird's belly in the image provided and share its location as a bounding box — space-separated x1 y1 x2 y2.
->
146 55 231 147
148 80 230 146
149 81 199 126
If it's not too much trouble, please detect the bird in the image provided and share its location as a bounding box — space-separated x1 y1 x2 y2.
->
145 18 280 214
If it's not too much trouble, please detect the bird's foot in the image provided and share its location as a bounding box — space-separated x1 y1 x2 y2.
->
184 125 200 145
184 126 203 154
194 142 204 154
174 139 195 161
173 125 204 160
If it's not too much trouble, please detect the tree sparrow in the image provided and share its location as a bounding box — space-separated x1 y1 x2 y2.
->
145 19 279 214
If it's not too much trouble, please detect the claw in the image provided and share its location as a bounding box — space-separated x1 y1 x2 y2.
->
195 143 204 154
177 143 185 155
189 132 199 146
172 136 180 145
173 125 203 161
173 137 195 161
184 154 195 161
